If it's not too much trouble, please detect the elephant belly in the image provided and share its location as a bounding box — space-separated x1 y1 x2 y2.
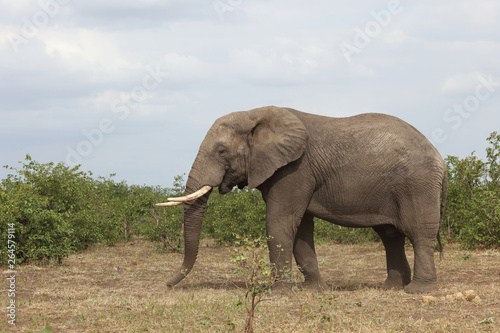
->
306 199 396 228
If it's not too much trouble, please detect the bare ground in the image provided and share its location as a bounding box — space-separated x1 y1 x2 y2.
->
1 240 499 332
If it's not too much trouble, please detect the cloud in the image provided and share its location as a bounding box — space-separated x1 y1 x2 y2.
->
44 28 138 75
0 0 499 186
382 29 407 44
163 52 205 81
227 38 338 85
68 0 217 29
441 72 488 95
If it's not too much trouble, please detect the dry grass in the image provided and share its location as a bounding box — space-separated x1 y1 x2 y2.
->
1 240 499 332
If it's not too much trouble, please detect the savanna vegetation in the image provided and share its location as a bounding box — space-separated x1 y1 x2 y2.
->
3 240 499 332
0 132 499 332
444 132 500 249
1 132 499 266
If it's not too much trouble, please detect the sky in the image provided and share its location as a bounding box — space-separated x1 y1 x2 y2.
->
0 0 499 188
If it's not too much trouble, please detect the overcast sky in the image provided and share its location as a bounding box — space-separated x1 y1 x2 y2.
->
1 0 499 188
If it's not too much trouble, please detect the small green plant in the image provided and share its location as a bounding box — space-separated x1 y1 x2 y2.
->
317 295 339 323
479 317 495 325
38 326 53 333
299 295 340 324
225 319 236 331
231 236 297 333
463 253 472 261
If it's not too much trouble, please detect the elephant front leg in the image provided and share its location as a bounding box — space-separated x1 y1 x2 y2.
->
265 210 304 290
266 219 294 287
293 214 328 291
261 172 317 291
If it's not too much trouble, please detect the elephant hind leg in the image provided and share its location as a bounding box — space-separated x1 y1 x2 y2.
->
293 214 328 291
396 194 441 293
404 238 438 294
373 225 412 289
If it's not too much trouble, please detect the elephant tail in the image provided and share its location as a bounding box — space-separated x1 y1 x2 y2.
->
437 169 448 260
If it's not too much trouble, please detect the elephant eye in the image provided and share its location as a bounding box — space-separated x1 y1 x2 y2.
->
218 148 226 155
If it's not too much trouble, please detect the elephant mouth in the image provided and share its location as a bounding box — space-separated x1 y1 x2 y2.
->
219 183 235 194
219 173 247 194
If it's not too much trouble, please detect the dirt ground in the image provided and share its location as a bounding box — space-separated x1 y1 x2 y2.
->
1 240 499 332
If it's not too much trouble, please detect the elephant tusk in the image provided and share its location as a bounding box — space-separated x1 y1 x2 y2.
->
155 201 183 207
167 185 212 203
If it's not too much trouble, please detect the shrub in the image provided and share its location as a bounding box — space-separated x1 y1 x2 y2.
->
444 132 500 249
134 176 185 252
203 188 267 245
0 156 178 264
0 155 105 263
231 236 298 333
0 156 189 264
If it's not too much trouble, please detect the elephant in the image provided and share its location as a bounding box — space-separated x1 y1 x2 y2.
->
156 106 447 294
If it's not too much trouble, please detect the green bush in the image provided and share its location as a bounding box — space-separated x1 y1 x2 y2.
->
203 188 267 245
0 155 109 263
444 132 500 249
0 156 186 264
134 176 185 253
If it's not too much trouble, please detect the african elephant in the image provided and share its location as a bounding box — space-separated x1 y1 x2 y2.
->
156 106 447 294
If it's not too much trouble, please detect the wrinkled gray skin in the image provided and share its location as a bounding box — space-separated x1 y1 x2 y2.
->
166 106 447 294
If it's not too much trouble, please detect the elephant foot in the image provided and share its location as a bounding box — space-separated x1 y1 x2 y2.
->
383 270 411 290
383 278 404 290
302 278 329 292
404 280 437 294
271 281 296 294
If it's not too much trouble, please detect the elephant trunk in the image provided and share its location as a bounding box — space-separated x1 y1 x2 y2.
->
166 173 212 287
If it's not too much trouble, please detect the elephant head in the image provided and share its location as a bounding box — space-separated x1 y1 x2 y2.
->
156 106 308 286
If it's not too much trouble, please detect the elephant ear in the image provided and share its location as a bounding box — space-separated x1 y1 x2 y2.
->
247 107 308 188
